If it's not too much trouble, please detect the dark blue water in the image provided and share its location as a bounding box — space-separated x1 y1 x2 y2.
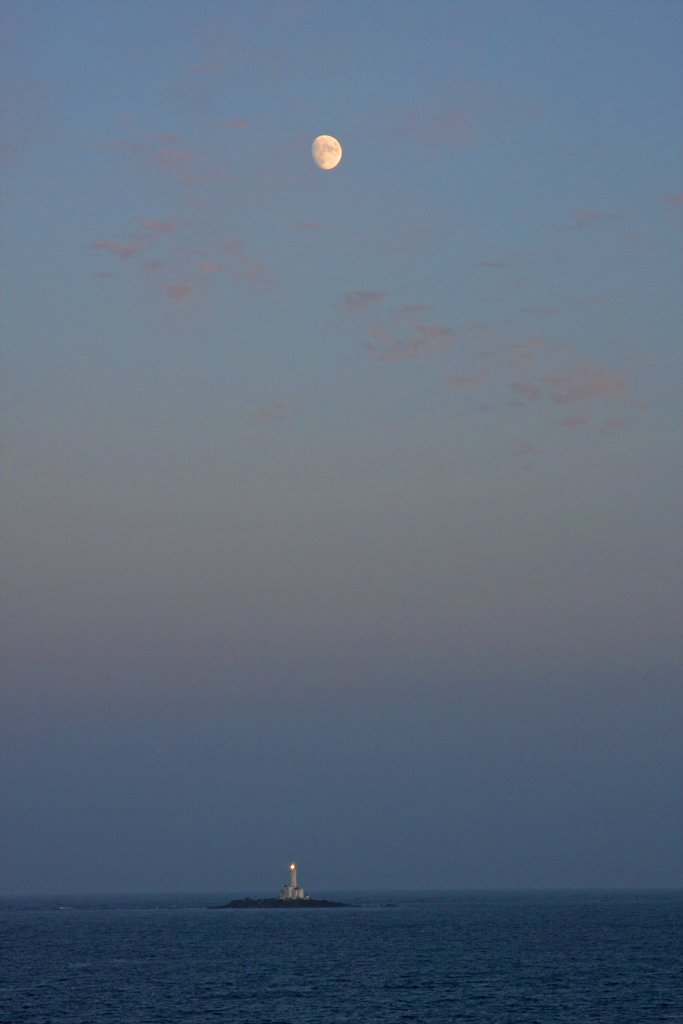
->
0 891 680 1022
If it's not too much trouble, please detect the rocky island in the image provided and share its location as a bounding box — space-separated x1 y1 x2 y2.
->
217 896 349 908
214 863 350 909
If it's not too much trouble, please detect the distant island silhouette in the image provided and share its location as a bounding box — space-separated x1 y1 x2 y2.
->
214 896 350 909
213 863 351 908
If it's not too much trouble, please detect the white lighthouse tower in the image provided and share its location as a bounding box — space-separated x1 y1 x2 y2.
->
279 862 309 900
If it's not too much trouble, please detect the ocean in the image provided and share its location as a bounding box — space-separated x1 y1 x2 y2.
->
0 891 680 1022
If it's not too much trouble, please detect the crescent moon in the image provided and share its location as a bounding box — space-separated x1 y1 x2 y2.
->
312 135 342 170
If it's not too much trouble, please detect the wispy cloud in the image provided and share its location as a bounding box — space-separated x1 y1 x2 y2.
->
138 216 175 233
251 401 285 424
473 260 508 268
445 369 490 390
213 118 250 129
509 381 542 401
341 293 486 365
571 208 619 229
163 277 194 302
389 303 431 324
560 415 589 428
88 138 140 150
91 239 144 259
181 170 229 187
144 259 166 277
522 307 561 316
660 192 683 206
367 320 465 364
509 441 544 457
542 365 626 405
599 418 626 436
216 236 276 291
339 290 387 311
153 148 192 166
391 105 472 148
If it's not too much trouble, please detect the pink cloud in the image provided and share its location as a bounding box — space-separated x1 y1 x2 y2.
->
144 260 166 276
507 339 545 366
632 400 651 411
213 118 250 130
509 382 542 401
94 270 114 279
473 261 508 268
154 148 192 166
89 138 140 150
509 441 543 457
661 192 683 206
138 216 175 233
251 401 285 424
389 303 431 323
542 365 626 405
572 208 619 228
392 105 472 148
560 415 589 428
215 236 276 292
599 418 626 435
91 239 143 259
366 320 469 364
231 259 268 287
181 170 229 187
412 322 460 343
290 221 325 230
163 278 193 302
445 369 490 390
339 290 387 311
342 290 489 363
198 260 222 273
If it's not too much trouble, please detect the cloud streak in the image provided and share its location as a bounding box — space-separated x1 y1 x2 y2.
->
163 277 194 302
445 369 490 390
560 415 589 428
340 291 488 364
339 290 387 311
571 208 619 229
391 105 472 149
542 365 626 405
138 217 175 233
91 240 144 259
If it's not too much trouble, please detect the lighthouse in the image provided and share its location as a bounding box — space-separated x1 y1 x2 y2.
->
279 862 310 900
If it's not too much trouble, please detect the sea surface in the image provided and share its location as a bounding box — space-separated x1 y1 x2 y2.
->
0 891 680 1023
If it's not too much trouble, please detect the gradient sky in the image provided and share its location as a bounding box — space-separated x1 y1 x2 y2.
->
1 0 681 894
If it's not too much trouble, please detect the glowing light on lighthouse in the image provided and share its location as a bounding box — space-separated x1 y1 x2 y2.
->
279 862 309 900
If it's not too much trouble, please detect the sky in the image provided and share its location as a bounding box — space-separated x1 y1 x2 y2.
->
1 0 681 895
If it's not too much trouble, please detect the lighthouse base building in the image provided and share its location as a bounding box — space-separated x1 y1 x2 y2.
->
279 863 310 900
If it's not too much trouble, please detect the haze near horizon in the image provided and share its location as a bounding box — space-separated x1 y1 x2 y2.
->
0 0 681 895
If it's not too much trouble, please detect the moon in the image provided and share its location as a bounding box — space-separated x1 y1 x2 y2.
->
312 135 342 170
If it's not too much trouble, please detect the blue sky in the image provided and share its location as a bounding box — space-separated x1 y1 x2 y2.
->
1 0 681 893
